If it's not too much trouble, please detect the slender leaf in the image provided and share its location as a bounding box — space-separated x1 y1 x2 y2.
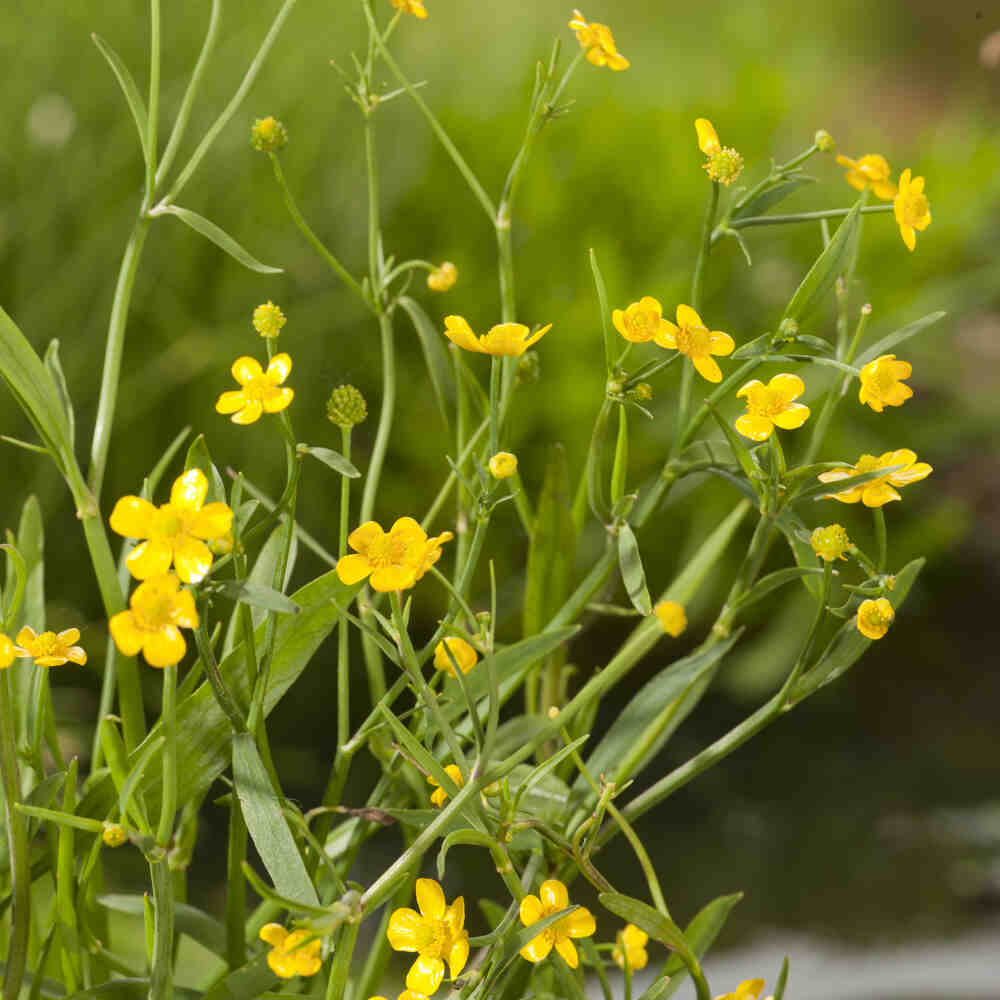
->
302 446 360 478
731 331 773 359
855 310 946 366
589 249 616 375
90 34 150 164
397 296 454 427
733 176 815 219
118 735 165 821
98 893 226 956
774 956 790 1000
599 892 695 965
618 523 652 615
160 205 283 274
436 829 495 879
729 566 825 611
213 580 300 615
43 340 75 449
791 463 903 503
185 433 227 503
663 501 751 604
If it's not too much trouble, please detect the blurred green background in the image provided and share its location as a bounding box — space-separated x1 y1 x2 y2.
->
2 0 999 987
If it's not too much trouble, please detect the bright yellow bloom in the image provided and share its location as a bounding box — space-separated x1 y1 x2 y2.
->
15 627 85 667
427 262 457 291
336 518 451 593
734 374 810 441
433 637 478 676
612 924 649 971
519 879 596 969
110 469 234 584
411 530 454 584
810 524 850 562
253 301 286 338
102 822 128 848
857 597 894 640
714 979 768 1000
655 600 687 637
0 634 19 669
259 924 322 979
109 574 199 669
695 119 743 185
835 154 897 200
488 452 518 479
568 10 629 70
216 354 294 425
858 354 913 412
612 297 674 346
656 305 734 383
818 449 932 508
391 0 428 18
444 316 552 357
427 764 464 807
893 168 931 252
387 878 469 994
368 994 428 1000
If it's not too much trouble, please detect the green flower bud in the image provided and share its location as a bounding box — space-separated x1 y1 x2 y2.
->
327 385 368 428
814 129 835 153
251 116 288 153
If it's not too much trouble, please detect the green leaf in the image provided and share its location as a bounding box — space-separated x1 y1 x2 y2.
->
43 340 75 449
733 175 815 219
213 580 301 615
233 732 319 907
65 982 201 1000
159 205 283 274
90 34 150 165
790 463 903 503
589 249 616 375
184 433 227 503
118 735 165 823
855 310 946 366
576 634 740 794
774 956 790 1000
436 829 495 879
729 566 825 612
754 354 859 377
705 406 762 494
782 196 862 324
599 892 695 965
302 445 360 478
731 331 773 359
618 523 652 615
507 759 575 824
98 893 227 956
397 296 455 428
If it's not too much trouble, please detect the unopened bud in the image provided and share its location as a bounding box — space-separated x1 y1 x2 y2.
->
814 129 835 153
327 385 368 428
102 822 128 848
253 301 286 339
516 351 540 385
250 116 288 153
427 261 458 292
488 451 518 480
778 317 799 338
209 532 234 556
630 382 653 402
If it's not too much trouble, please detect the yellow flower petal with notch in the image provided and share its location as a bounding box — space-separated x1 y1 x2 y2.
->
443 316 552 357
15 627 86 667
893 168 931 252
258 923 322 979
835 153 897 200
817 449 932 508
433 637 478 677
109 574 199 669
216 353 294 424
519 879 596 969
734 373 811 441
656 305 734 383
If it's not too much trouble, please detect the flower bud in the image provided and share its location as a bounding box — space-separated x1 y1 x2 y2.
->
629 382 653 401
102 822 128 848
516 351 540 384
209 532 235 556
251 116 288 153
814 129 835 153
654 600 687 637
253 301 286 339
327 385 368 428
778 317 799 338
488 452 518 480
427 261 457 292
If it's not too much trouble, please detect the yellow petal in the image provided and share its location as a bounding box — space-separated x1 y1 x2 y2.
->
110 496 156 539
348 521 384 554
519 933 553 963
109 611 144 657
623 924 648 948
736 379 764 400
653 322 678 350
695 118 720 155
190 502 234 540
173 537 213 585
386 908 421 952
415 878 446 920
126 539 173 580
170 469 208 511
65 646 87 666
259 923 288 947
539 879 569 911
267 353 292 384
612 309 631 340
57 628 80 645
216 390 248 415
142 625 186 668
447 932 469 978
335 554 372 586
406 954 445 995
231 400 263 424
861 483 901 507
523 323 552 349
443 316 485 353
888 461 932 486
232 356 263 385
171 588 199 630
771 402 810 430
369 565 417 592
900 225 916 251
735 413 774 441
262 387 294 413
564 906 596 938
676 304 704 329
0 635 15 670
15 626 36 648
520 895 543 926
884 383 914 407
691 353 722 383
554 936 579 968
708 330 736 356
445 894 466 934
389 517 427 547
768 373 804 402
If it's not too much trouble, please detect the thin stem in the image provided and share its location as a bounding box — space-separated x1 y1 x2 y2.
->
720 203 893 235
149 855 174 1000
225 800 248 969
156 664 177 846
873 507 887 573
489 357 501 458
360 311 396 523
365 116 381 302
194 615 248 734
146 0 161 201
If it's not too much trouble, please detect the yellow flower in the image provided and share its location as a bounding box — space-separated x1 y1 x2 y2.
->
810 524 850 562
695 119 743 186
368 994 428 1000
216 354 294 425
714 979 768 1000
109 574 199 669
656 305 734 383
893 168 931 252
110 469 234 584
612 924 649 971
427 262 457 292
391 0 428 18
654 601 687 637
0 633 20 669
253 301 286 338
818 449 932 507
612 296 675 346
387 878 469 994
433 637 478 676
734 373 811 441
443 316 552 357
857 597 894 640
568 10 629 70
427 764 464 807
336 518 439 593
835 154 897 200
519 879 596 969
102 822 128 848
858 354 913 412
411 530 455 584
488 452 518 479
258 924 322 979
15 627 86 667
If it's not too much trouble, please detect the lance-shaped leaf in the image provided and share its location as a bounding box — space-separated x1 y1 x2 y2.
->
184 433 227 504
98 894 227 957
618 523 652 616
599 892 697 967
398 296 455 428
158 205 283 274
301 446 360 478
855 310 946 366
91 33 150 165
212 580 301 616
733 176 815 219
43 340 75 449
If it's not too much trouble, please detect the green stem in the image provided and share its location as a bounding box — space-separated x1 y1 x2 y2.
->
193 615 248 734
365 115 381 302
489 356 502 458
146 0 161 200
225 799 248 969
719 202 893 236
149 854 174 1000
338 426 352 753
873 507 887 573
325 920 359 1000
156 664 176 846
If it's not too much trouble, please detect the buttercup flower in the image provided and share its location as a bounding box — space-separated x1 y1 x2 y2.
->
411 530 455 584
519 879 596 969
216 354 294 425
433 637 478 677
259 924 322 979
109 574 198 669
656 305 734 383
835 154 896 200
102 822 128 848
856 597 894 640
612 296 674 346
655 600 687 637
250 116 287 153
110 468 234 584
387 878 469 994
858 354 913 412
427 261 457 291
734 374 811 441
695 119 743 186
15 627 86 667
488 452 518 479
810 524 851 562
714 979 769 1000
0 633 19 669
427 764 464 807
818 449 932 508
568 10 629 70
893 168 931 252
336 518 441 593
391 0 428 18
368 993 428 1000
612 924 649 971
253 301 286 338
443 316 552 357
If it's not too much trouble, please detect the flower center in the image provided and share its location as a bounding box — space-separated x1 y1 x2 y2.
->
901 193 928 226
35 633 62 656
627 309 656 339
134 585 177 630
243 374 273 402
674 323 710 357
154 505 186 539
745 388 787 419
366 534 409 570
415 920 449 958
